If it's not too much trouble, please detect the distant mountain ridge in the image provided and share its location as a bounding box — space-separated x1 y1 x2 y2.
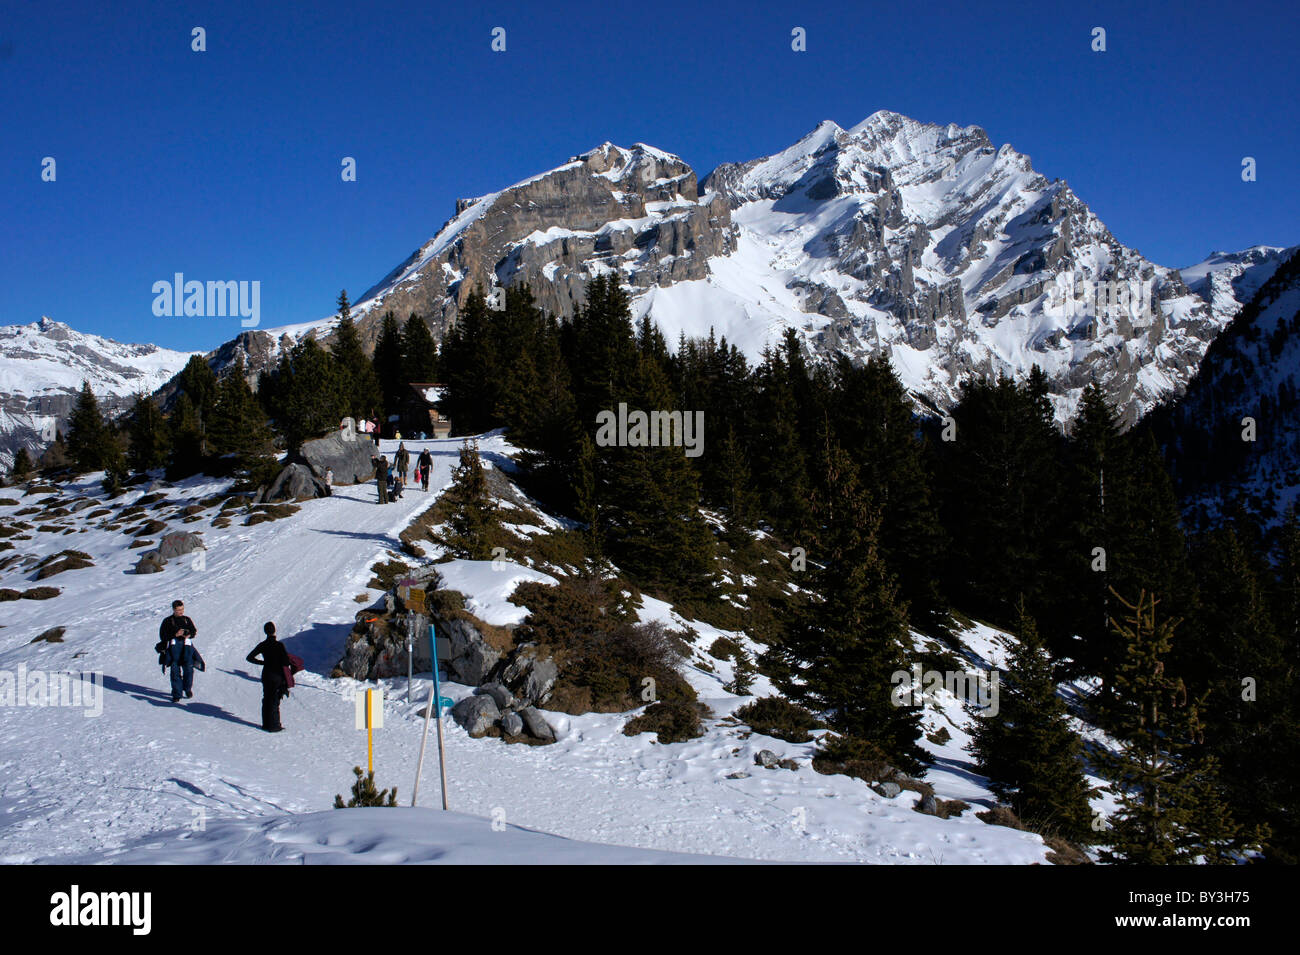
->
0 317 197 471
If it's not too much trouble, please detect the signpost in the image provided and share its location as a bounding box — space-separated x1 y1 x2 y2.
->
412 621 450 810
354 687 384 774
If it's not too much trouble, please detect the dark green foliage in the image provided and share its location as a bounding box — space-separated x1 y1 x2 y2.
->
829 354 947 627
509 576 693 714
402 312 439 386
371 311 406 421
333 766 397 808
267 338 348 449
734 696 821 743
331 292 382 421
933 369 1071 649
9 447 32 481
126 393 170 474
765 437 926 775
207 360 275 475
966 602 1095 841
65 382 113 474
1096 590 1265 864
623 701 710 743
435 440 502 560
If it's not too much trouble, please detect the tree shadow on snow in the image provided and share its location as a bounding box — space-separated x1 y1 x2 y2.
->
311 528 400 546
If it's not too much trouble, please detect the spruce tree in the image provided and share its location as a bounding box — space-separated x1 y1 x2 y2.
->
271 339 348 449
10 447 32 482
966 601 1095 840
167 392 206 478
601 353 716 601
126 393 170 475
1096 589 1265 864
100 427 128 496
437 440 502 560
766 436 926 774
65 381 112 473
331 291 382 421
371 311 406 422
402 313 439 387
208 361 275 474
439 289 501 435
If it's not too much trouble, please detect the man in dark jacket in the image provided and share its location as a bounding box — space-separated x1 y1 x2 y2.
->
246 621 292 731
372 454 389 504
417 448 432 491
396 443 410 483
159 599 200 703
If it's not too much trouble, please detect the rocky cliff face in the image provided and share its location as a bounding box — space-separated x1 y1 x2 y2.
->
189 111 1293 426
347 142 735 346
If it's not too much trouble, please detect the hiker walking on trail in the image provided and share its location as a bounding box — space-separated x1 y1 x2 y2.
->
417 449 432 491
373 454 389 504
246 622 291 732
158 598 204 703
396 443 410 483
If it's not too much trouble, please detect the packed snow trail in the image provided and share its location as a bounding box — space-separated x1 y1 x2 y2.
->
0 435 1053 864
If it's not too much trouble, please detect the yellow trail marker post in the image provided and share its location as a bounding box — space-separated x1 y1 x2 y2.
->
354 687 384 774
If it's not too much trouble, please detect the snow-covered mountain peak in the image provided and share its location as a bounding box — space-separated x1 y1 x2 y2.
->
0 317 197 470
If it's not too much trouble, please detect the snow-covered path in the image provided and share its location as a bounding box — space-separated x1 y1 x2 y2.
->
0 435 1051 864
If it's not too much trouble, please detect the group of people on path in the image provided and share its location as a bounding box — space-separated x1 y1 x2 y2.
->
157 600 301 732
371 443 433 504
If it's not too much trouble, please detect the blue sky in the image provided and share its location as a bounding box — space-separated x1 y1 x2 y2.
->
2 0 1296 351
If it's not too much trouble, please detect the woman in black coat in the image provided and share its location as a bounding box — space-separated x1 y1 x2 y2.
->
246 621 291 732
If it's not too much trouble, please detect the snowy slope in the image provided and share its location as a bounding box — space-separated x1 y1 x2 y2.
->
0 317 197 472
0 433 1071 865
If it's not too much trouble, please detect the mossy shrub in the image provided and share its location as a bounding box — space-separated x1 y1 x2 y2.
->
623 701 711 744
735 696 821 743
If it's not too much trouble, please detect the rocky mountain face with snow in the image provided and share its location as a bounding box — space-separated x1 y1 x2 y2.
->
10 111 1291 456
234 109 1271 425
0 318 196 471
1178 245 1296 325
1153 248 1300 520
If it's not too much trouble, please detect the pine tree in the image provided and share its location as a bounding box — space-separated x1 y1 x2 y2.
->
966 601 1095 841
331 291 382 422
402 313 439 387
270 339 348 449
1264 508 1300 861
10 447 32 482
831 354 947 628
167 392 206 478
371 311 406 422
439 289 502 435
766 436 926 774
65 381 112 473
333 766 397 808
1096 589 1265 864
601 353 717 601
208 361 275 474
126 393 170 475
437 440 502 560
100 427 128 496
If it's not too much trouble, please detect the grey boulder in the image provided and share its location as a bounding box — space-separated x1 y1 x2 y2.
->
475 682 516 711
499 711 525 737
518 706 555 742
158 531 204 560
451 695 500 737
